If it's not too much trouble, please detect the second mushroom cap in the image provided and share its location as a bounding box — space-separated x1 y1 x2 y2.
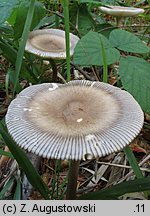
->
25 29 79 59
99 5 144 17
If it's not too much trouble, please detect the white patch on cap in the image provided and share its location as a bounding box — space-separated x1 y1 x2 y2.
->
85 134 96 141
48 83 58 91
23 108 32 112
77 118 83 123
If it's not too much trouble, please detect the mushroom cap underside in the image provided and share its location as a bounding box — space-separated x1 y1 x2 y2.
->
6 80 144 161
99 6 144 17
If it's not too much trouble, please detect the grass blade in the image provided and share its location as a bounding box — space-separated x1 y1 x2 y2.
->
79 177 150 200
0 122 50 199
100 37 108 83
13 0 36 95
0 148 14 158
123 146 144 179
13 177 21 200
123 146 148 197
0 177 15 200
61 0 71 81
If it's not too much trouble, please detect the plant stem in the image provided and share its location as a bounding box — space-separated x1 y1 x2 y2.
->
66 160 80 200
61 0 71 81
13 0 36 96
49 59 58 82
100 37 108 83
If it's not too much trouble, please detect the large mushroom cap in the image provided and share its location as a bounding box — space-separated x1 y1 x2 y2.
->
25 29 79 59
99 6 144 17
6 80 144 161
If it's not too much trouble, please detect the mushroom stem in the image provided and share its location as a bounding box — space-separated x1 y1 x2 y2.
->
116 17 124 27
49 59 58 82
66 160 80 200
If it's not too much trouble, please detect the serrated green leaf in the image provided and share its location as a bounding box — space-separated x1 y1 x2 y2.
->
0 0 19 24
79 177 150 200
119 56 150 114
73 31 120 66
109 29 150 54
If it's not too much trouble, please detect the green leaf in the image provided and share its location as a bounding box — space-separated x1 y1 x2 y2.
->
62 0 71 81
0 148 14 158
100 37 108 82
124 146 147 198
100 0 116 4
7 7 18 26
0 177 15 199
13 0 36 94
0 40 19 64
34 16 55 30
70 3 96 36
73 31 120 66
78 0 112 4
109 29 150 54
79 177 150 200
0 40 36 84
77 4 96 36
0 0 19 24
119 56 150 115
0 122 50 200
123 146 144 179
6 68 22 94
96 24 116 38
78 0 101 4
13 177 21 200
14 0 45 39
0 23 14 35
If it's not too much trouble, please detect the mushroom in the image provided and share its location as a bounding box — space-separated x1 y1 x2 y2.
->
25 29 79 81
99 5 144 26
5 80 144 199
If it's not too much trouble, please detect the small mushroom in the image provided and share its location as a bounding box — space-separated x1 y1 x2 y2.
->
99 5 144 26
6 80 144 199
25 29 79 81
